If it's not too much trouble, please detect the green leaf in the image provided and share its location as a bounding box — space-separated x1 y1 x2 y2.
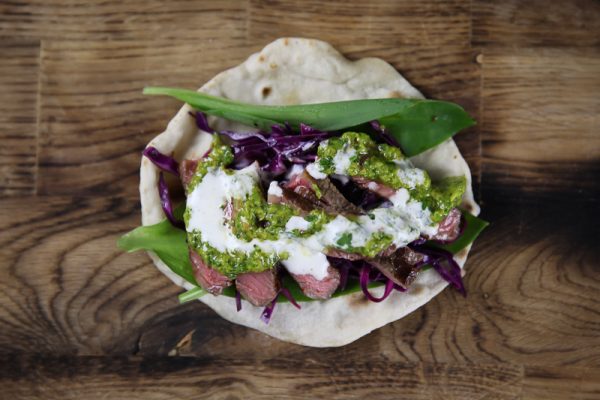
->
143 87 474 156
379 101 475 156
179 287 208 303
117 205 197 286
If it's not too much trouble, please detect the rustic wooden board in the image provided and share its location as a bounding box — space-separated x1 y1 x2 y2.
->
0 196 181 354
473 0 600 47
1 0 599 398
0 356 527 400
0 39 39 196
36 39 260 197
0 0 248 41
480 47 600 202
249 0 471 47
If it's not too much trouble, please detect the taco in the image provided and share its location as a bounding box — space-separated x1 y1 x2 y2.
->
119 38 487 347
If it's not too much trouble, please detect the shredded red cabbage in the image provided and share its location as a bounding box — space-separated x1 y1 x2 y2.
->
359 263 395 302
143 146 180 176
370 120 400 147
192 111 333 173
259 285 302 324
158 172 185 229
280 287 301 310
235 289 242 312
327 257 355 291
260 298 277 324
409 244 466 296
190 111 213 133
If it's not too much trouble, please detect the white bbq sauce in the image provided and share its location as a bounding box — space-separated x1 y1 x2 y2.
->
187 149 440 281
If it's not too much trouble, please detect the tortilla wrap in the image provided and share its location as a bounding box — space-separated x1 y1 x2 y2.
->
140 38 480 347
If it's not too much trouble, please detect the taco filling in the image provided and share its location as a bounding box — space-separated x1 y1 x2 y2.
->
182 130 466 305
119 85 487 325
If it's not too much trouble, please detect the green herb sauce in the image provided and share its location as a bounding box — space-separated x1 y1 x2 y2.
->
317 132 466 222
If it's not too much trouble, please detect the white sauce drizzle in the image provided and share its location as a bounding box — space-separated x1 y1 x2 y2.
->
285 216 311 232
187 149 441 281
267 181 283 197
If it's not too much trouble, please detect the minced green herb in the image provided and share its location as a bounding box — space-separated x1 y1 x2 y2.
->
290 210 333 238
332 231 394 258
187 229 287 278
187 137 234 193
317 132 466 222
231 186 296 241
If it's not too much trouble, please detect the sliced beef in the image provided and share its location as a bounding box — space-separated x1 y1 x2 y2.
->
429 208 462 242
352 176 396 199
325 242 397 260
285 170 363 215
179 159 198 189
235 268 280 307
188 248 232 295
330 178 389 210
291 266 341 300
325 248 365 261
369 247 425 289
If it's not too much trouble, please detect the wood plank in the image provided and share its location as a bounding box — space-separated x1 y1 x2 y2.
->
523 366 600 400
481 47 600 202
249 0 471 47
0 356 524 400
0 0 248 41
0 39 39 196
472 0 600 47
0 196 181 354
37 39 260 197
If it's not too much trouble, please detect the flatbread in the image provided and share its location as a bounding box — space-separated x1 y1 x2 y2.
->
140 38 480 347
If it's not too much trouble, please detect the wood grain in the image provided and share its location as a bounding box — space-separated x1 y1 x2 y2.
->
0 39 39 196
0 356 525 400
0 196 181 354
0 0 248 41
481 47 600 202
36 39 260 197
249 0 471 47
522 366 600 400
472 0 600 47
1 1 599 398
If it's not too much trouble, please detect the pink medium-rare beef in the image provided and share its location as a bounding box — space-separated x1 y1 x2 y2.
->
235 268 280 307
179 159 198 189
369 247 425 289
285 170 362 215
291 266 341 300
267 181 325 216
351 176 396 199
430 208 462 242
188 248 232 295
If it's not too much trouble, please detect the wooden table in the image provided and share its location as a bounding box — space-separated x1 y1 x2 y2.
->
1 1 598 398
